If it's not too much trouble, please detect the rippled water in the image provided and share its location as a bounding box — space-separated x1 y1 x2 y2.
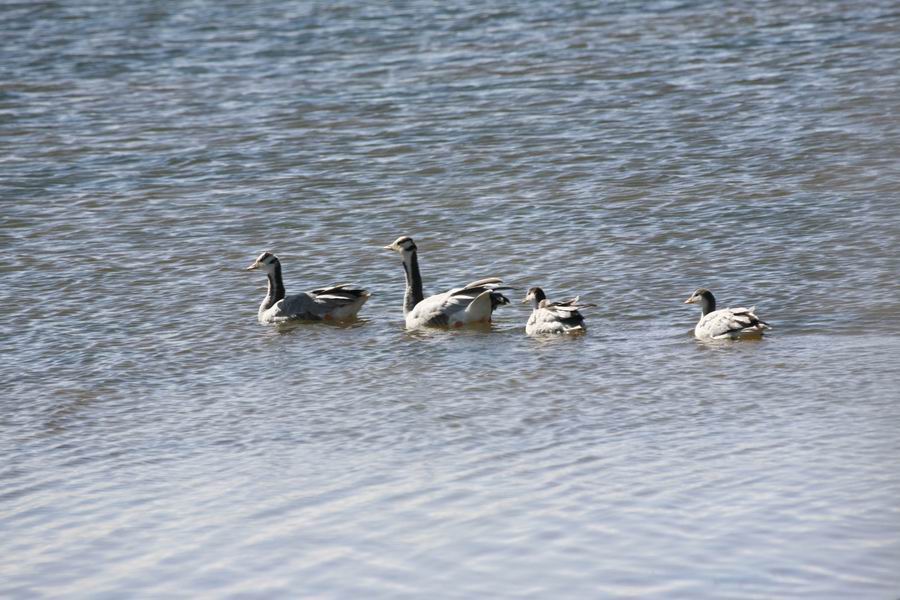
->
3 1 900 597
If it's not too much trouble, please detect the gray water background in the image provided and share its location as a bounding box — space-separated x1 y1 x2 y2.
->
2 1 900 597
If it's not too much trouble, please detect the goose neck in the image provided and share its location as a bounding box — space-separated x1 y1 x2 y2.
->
401 250 424 314
264 262 286 310
700 292 716 316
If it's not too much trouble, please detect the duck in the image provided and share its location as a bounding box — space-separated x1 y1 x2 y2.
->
523 287 595 335
384 236 511 329
246 251 369 324
683 288 770 340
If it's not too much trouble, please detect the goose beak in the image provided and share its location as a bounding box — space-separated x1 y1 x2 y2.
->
683 297 693 304
246 262 259 271
520 296 530 303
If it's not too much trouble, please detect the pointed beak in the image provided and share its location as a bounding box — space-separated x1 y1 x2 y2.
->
683 297 693 304
520 296 530 304
246 262 259 271
383 244 397 251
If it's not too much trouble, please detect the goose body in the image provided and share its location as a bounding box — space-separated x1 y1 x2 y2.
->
523 287 594 335
247 252 369 324
684 288 770 340
384 236 510 329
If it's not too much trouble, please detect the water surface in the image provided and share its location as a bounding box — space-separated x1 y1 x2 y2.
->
2 1 900 598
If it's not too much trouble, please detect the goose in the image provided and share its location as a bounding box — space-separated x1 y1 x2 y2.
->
246 251 369 324
384 236 511 329
683 288 770 340
523 287 595 335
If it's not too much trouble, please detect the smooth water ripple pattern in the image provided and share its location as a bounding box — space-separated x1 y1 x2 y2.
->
2 1 899 598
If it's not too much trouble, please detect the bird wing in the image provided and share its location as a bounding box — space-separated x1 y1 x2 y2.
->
550 296 580 307
527 304 587 334
407 278 510 327
460 277 506 290
526 309 567 334
544 297 595 318
698 307 769 338
309 284 370 303
273 293 322 319
270 286 369 321
452 278 511 305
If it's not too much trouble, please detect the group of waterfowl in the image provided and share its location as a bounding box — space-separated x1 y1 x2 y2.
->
246 236 771 340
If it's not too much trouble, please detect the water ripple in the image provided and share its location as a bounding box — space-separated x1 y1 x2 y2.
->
3 0 900 597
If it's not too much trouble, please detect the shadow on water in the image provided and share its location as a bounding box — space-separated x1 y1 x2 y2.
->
4 1 900 597
525 331 589 347
269 316 372 334
691 334 769 352
403 321 499 340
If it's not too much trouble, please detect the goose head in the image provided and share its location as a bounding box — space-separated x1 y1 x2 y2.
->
522 287 547 304
684 288 717 315
383 236 417 255
683 288 714 305
246 251 280 273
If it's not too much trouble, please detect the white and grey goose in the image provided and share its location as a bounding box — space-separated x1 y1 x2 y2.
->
523 287 595 335
683 288 770 340
384 236 511 329
246 251 370 324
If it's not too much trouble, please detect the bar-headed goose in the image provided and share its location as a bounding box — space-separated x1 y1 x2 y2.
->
683 288 770 340
523 287 595 335
246 251 369 324
384 236 511 329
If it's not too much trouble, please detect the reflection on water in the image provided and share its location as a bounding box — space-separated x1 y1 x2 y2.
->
2 0 900 598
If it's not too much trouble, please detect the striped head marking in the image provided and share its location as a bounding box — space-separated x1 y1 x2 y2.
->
384 236 417 253
246 251 279 272
522 286 547 304
684 287 712 305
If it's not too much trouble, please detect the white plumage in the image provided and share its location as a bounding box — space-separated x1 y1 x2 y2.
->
684 288 770 340
247 252 369 324
384 236 510 329
523 287 594 335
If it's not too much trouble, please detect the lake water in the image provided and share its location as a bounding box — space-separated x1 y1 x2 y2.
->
2 1 899 597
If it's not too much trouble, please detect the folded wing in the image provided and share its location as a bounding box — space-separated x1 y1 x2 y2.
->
698 306 770 339
268 284 370 322
407 278 511 327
